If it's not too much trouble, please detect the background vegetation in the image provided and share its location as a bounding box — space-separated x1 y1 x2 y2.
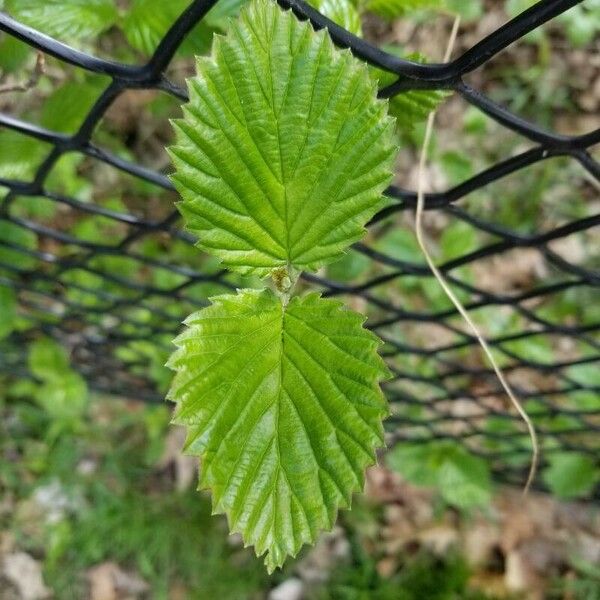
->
0 0 599 597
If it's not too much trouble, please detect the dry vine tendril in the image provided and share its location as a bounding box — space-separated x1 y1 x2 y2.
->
167 0 397 571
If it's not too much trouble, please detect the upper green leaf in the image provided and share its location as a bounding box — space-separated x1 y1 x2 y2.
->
169 0 396 277
167 288 389 571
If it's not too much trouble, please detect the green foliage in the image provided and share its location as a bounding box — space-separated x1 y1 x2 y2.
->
0 131 48 181
371 51 451 132
0 35 31 73
439 220 478 259
28 337 70 379
4 0 234 56
444 0 483 21
41 78 106 134
556 0 600 47
439 150 475 186
119 0 244 56
542 452 600 499
121 0 189 55
27 338 88 422
170 0 395 277
62 488 266 599
327 249 371 282
505 0 600 47
386 441 492 509
316 542 501 600
5 0 117 40
0 220 38 271
203 0 249 30
553 557 600 600
168 288 389 571
365 0 444 21
0 391 267 599
363 0 482 21
0 285 16 340
311 0 363 35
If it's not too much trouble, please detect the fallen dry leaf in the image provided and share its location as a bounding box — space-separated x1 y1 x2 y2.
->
2 552 51 600
157 427 197 492
87 562 148 600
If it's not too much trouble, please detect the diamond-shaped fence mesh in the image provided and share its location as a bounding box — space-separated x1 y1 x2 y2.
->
0 0 598 496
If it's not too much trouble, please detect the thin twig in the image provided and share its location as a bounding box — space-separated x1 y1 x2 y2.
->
414 15 539 494
0 52 45 95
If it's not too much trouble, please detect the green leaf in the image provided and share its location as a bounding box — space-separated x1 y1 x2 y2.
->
374 227 421 262
326 249 371 281
204 0 248 30
370 50 451 131
34 371 88 420
365 0 444 21
437 447 491 509
41 78 106 134
542 452 600 499
566 363 600 387
0 285 16 340
386 443 438 486
439 220 477 259
5 0 117 40
505 0 544 44
121 0 189 55
310 0 362 36
28 337 70 381
387 441 492 509
0 131 48 180
558 4 600 48
169 0 395 277
444 0 482 22
0 220 38 271
439 151 474 187
167 288 389 571
0 35 32 74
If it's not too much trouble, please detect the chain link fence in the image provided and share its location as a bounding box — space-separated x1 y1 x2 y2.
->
0 0 598 496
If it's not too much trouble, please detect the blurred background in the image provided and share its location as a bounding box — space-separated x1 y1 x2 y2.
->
0 0 599 598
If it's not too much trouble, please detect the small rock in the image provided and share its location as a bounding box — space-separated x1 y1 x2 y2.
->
463 521 500 567
32 479 81 524
504 549 544 599
87 562 149 600
268 578 304 600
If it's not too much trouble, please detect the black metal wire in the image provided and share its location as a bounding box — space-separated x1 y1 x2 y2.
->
0 0 598 497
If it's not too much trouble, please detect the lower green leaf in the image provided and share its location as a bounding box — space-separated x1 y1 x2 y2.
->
167 288 389 571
